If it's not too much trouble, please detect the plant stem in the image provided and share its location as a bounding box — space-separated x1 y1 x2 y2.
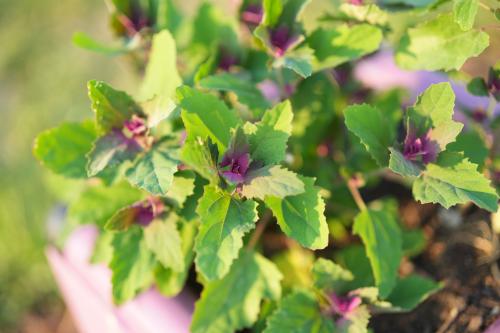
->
247 212 272 250
346 177 367 211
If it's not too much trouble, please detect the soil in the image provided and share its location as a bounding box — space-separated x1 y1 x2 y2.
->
371 199 500 333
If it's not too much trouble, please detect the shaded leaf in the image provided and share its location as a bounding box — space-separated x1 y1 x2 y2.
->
308 24 382 71
353 209 402 298
198 73 270 110
344 104 393 166
386 275 441 311
87 130 141 177
263 289 335 333
87 80 142 134
191 251 282 333
110 227 155 304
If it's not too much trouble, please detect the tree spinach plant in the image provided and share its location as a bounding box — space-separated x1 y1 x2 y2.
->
34 0 500 332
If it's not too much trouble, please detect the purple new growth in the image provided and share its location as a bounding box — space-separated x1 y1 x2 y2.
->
124 115 147 137
220 150 250 184
135 197 165 227
403 128 438 164
329 293 362 316
270 25 297 57
218 48 239 71
241 3 263 27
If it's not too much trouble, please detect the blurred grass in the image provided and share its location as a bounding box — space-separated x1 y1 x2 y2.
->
0 0 136 330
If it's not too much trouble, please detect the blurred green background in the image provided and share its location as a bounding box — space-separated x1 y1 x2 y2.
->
0 0 136 331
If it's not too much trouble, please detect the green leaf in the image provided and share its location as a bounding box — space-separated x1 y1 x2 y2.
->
34 120 96 178
181 138 220 184
388 148 421 177
353 209 402 298
180 89 241 152
110 227 155 304
413 157 499 212
409 82 463 150
105 203 143 231
125 140 179 196
155 219 198 297
386 275 441 311
337 305 371 333
337 4 388 25
312 258 353 293
165 171 196 208
396 14 489 71
335 245 375 291
453 0 478 31
447 131 489 170
68 182 142 227
195 186 258 281
72 32 130 55
90 231 114 264
279 54 313 78
466 77 489 97
246 100 293 165
87 80 142 134
307 24 382 71
265 176 329 250
344 104 394 166
139 30 182 107
191 251 282 333
402 229 427 257
242 165 305 200
144 214 184 272
263 0 283 26
263 289 335 333
86 131 141 177
198 73 270 110
192 2 237 49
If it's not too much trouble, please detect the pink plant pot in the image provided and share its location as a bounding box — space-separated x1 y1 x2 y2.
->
46 225 195 333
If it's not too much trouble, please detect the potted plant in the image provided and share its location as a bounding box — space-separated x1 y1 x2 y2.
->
35 0 500 332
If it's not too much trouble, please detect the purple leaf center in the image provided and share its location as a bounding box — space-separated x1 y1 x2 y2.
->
218 48 239 71
124 115 147 137
270 25 297 57
135 197 165 227
329 293 362 316
241 3 263 27
403 129 438 164
220 151 250 184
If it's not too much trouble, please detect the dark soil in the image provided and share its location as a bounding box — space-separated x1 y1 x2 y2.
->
371 201 500 333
